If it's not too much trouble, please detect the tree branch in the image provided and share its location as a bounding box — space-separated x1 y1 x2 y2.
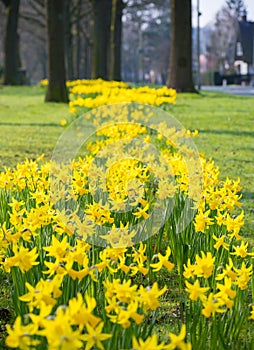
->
20 12 46 28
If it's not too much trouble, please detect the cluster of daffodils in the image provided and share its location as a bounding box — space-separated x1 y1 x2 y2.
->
1 101 254 349
184 252 252 316
40 78 177 113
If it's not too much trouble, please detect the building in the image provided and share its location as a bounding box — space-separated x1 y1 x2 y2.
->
235 10 254 84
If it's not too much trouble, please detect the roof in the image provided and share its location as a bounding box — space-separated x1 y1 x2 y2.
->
237 20 254 64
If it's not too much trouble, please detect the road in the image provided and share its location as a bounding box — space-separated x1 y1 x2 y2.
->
201 85 254 97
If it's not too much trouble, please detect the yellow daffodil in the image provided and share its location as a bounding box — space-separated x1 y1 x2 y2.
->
133 203 150 219
83 322 112 350
231 240 254 258
194 209 214 233
201 293 226 318
150 247 175 272
132 334 165 350
212 234 229 250
215 258 238 281
19 275 63 311
43 234 70 261
67 293 100 328
234 261 252 290
195 251 215 278
166 325 192 350
139 282 167 311
183 259 196 279
216 276 236 300
39 307 84 350
6 316 39 350
4 245 39 273
185 279 209 301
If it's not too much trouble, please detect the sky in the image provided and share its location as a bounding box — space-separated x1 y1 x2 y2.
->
193 0 254 27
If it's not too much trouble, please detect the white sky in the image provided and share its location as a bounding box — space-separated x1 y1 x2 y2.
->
193 0 254 27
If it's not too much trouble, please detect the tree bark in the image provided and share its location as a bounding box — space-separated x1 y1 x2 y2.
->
2 0 20 85
92 0 112 79
75 0 82 79
45 0 69 103
64 0 74 80
167 0 196 92
109 0 123 81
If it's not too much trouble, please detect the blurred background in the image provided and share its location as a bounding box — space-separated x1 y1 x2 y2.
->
0 0 254 86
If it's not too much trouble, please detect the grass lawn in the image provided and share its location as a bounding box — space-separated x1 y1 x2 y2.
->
0 85 253 239
0 85 69 168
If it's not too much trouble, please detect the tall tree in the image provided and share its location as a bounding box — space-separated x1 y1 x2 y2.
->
167 0 195 92
74 0 82 79
64 0 74 80
45 0 68 103
1 0 20 85
92 0 112 79
109 0 124 81
20 0 93 83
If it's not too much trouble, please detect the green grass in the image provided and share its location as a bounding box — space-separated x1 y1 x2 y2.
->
0 85 69 168
0 85 253 239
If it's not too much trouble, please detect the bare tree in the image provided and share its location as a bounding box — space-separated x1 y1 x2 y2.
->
18 0 93 83
63 0 93 80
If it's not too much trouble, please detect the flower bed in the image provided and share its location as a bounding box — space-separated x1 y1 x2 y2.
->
0 82 253 349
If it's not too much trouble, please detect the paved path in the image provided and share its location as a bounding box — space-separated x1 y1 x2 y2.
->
201 85 254 97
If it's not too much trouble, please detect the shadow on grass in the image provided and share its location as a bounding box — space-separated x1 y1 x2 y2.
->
242 191 254 201
199 91 253 99
0 122 62 127
200 129 254 138
0 85 44 96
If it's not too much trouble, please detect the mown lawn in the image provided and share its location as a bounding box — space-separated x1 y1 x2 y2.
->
0 86 69 168
0 85 253 238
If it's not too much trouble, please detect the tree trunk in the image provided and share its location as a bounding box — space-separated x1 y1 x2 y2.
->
84 38 92 78
64 0 74 80
109 0 123 81
138 16 143 83
92 0 111 79
167 0 196 92
45 0 69 103
75 0 82 79
3 0 20 85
